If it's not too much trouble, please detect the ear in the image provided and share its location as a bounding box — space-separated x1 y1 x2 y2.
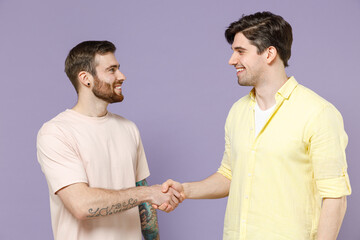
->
78 71 92 87
265 46 277 65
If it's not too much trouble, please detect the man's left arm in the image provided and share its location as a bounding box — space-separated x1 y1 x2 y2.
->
308 105 351 239
317 196 347 240
136 179 159 240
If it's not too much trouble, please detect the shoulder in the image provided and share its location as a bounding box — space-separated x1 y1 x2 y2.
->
107 112 140 134
108 112 137 127
295 84 332 107
231 94 251 109
228 94 251 115
38 111 71 137
293 85 345 134
222 94 252 127
295 84 341 116
36 111 78 153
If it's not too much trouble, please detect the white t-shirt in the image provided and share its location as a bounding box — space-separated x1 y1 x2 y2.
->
254 102 276 137
37 109 150 240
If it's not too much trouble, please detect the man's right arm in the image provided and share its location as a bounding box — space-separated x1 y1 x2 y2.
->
57 182 180 220
153 172 231 211
182 172 231 199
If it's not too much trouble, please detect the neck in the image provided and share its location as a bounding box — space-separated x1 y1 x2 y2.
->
72 92 109 117
254 67 288 110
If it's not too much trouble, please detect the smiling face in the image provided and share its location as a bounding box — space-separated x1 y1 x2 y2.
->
228 32 267 87
92 53 125 103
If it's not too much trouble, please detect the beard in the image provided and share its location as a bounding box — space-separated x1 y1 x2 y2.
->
237 75 256 87
238 77 254 86
237 68 262 87
92 76 124 103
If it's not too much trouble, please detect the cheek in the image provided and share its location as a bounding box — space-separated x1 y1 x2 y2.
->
95 78 112 90
103 81 113 90
249 56 264 69
99 76 115 86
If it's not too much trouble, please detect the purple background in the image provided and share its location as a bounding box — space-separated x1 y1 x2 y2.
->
0 0 359 239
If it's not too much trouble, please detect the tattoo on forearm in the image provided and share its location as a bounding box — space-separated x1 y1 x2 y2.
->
136 179 147 187
87 198 138 218
136 179 159 240
139 202 159 240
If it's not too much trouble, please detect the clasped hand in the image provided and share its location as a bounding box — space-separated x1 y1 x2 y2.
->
150 179 185 213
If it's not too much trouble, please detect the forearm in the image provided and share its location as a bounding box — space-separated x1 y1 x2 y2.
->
139 202 159 240
183 172 231 199
137 180 159 240
83 187 149 219
317 196 347 240
58 183 152 220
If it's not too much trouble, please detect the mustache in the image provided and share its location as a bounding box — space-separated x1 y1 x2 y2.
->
113 80 124 86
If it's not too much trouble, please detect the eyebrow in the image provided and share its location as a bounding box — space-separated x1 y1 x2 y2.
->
232 46 247 51
106 64 120 70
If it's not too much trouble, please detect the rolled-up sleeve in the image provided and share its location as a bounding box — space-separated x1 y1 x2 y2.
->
218 113 233 180
309 105 351 198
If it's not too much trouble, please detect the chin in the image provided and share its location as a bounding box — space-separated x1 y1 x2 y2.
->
109 96 124 103
237 78 254 87
238 80 248 86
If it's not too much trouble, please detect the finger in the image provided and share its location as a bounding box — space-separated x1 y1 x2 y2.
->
171 194 179 206
152 204 158 209
165 204 173 213
168 196 178 209
170 187 181 198
158 202 168 211
179 193 186 203
170 187 185 203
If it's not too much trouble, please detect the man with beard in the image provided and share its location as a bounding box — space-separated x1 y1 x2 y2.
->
159 12 351 239
37 41 180 240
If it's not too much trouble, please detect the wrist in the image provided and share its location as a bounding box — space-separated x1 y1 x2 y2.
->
182 183 190 199
137 186 153 203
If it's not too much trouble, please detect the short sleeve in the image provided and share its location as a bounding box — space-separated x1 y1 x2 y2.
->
309 105 351 198
134 128 150 182
218 113 232 180
37 126 88 194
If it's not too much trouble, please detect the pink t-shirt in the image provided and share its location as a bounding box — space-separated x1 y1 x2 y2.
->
37 109 150 240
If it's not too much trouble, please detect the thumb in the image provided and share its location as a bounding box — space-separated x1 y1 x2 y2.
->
161 179 172 192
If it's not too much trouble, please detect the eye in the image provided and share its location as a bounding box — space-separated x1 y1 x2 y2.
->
109 68 115 73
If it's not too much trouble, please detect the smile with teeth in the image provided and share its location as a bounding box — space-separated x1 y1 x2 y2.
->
114 82 123 90
236 67 245 72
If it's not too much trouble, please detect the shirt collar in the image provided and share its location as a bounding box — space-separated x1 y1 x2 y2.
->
249 76 298 101
277 76 298 99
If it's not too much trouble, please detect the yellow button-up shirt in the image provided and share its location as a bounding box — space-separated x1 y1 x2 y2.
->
218 77 351 240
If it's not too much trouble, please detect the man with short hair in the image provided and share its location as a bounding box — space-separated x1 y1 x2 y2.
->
160 12 351 239
37 40 179 240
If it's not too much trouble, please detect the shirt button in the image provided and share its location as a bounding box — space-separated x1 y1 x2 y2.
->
250 127 253 131
242 219 246 223
248 173 252 177
245 196 249 199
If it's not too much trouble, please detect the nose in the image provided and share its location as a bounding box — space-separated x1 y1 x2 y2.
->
116 70 126 81
228 52 238 66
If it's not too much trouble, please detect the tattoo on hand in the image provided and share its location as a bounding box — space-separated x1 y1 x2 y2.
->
87 198 138 218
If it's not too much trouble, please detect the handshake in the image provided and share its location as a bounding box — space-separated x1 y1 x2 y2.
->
148 179 184 213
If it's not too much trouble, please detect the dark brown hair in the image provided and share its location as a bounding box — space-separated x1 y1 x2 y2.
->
225 12 293 67
64 41 116 92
